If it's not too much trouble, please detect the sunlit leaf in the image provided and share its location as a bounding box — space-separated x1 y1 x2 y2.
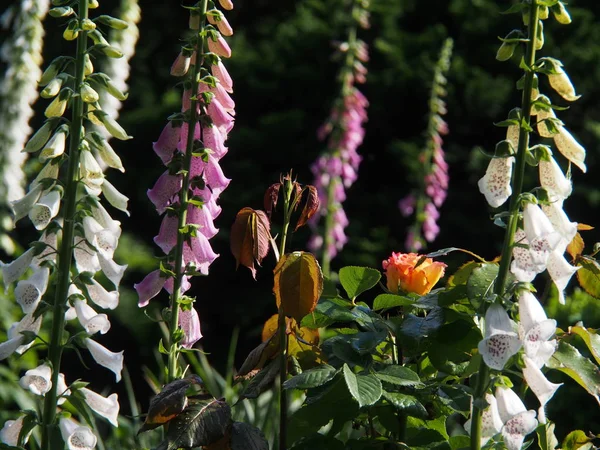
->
373 294 414 310
343 364 382 407
295 185 319 231
230 207 271 279
568 324 600 366
284 364 338 390
339 266 381 300
274 252 323 321
567 232 585 260
382 391 427 418
466 263 499 308
576 256 600 299
536 421 559 450
261 314 323 367
374 365 423 388
561 430 594 450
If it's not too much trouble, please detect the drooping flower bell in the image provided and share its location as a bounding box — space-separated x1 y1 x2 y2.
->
495 386 538 450
478 303 522 370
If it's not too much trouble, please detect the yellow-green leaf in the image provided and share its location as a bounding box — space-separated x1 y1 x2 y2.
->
576 256 600 299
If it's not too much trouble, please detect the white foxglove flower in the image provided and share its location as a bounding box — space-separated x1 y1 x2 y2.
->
0 247 35 290
80 387 119 427
506 124 519 150
0 415 31 447
464 393 503 446
86 278 119 310
522 356 562 424
546 251 579 305
80 150 104 190
478 304 522 370
0 313 42 359
74 237 101 274
30 160 60 191
29 188 61 230
56 373 70 405
511 230 539 282
478 156 514 208
553 126 586 173
91 202 122 232
87 133 124 172
547 65 580 102
541 202 577 254
522 203 562 270
39 128 67 161
97 253 127 288
84 338 123 382
495 386 538 450
32 229 59 265
19 363 52 395
518 291 557 368
101 179 129 215
15 265 49 313
539 156 572 201
59 418 97 450
82 216 120 259
10 183 43 221
535 106 557 138
74 299 111 334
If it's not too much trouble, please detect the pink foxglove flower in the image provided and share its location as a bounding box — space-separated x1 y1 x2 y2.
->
179 306 203 348
478 304 521 370
495 386 538 450
517 291 557 368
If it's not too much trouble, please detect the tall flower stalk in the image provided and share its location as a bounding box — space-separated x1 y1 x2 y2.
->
469 1 583 449
0 0 133 448
399 38 453 252
309 0 370 276
0 0 49 254
134 0 234 383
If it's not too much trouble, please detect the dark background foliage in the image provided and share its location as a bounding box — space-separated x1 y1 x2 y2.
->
5 0 600 440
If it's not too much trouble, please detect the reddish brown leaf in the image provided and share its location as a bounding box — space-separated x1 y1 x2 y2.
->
230 208 271 279
263 183 281 218
295 185 320 231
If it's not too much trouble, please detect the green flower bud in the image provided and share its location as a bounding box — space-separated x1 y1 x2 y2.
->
84 54 94 76
40 125 69 162
81 83 100 103
539 6 549 20
49 6 74 17
40 74 66 98
81 18 96 31
39 56 69 86
89 30 109 47
86 132 124 172
96 15 129 30
88 0 99 8
101 46 124 58
496 42 517 62
535 20 544 51
63 19 79 41
90 110 132 140
551 2 571 24
45 94 67 118
24 120 59 153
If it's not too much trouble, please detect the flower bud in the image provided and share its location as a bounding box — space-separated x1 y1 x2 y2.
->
49 6 74 17
90 110 132 140
81 83 100 103
101 45 124 58
88 0 99 8
39 56 68 86
101 180 129 215
63 19 79 41
207 10 233 36
219 0 234 10
24 120 58 153
81 18 96 31
40 125 69 161
40 74 66 98
96 14 129 30
551 2 571 24
548 67 580 102
84 53 94 76
535 19 544 51
44 90 70 118
86 132 124 172
553 126 586 173
539 6 549 20
189 11 201 30
170 52 191 77
207 33 232 58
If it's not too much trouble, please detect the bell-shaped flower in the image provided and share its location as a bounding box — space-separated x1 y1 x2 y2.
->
80 387 120 427
182 234 219 276
85 278 119 310
207 98 234 136
30 161 60 191
546 250 579 305
84 338 123 382
0 313 43 359
74 237 101 274
511 230 540 283
11 184 43 222
522 203 562 270
1 415 31 447
29 189 61 230
203 124 228 159
90 203 122 236
98 253 127 288
190 153 231 198
164 275 192 295
522 356 562 424
135 269 167 307
495 386 538 450
212 60 233 93
39 128 67 161
547 65 580 102
207 32 232 58
536 106 558 138
15 265 49 313
179 307 202 348
153 122 180 165
188 204 219 239
56 373 71 404
91 110 132 141
518 291 557 367
80 150 105 192
553 126 586 173
207 10 233 36
33 229 59 266
82 216 120 259
1 247 36 290
25 120 55 153
212 82 235 113
541 202 577 254
171 51 191 77
464 393 503 446
59 418 97 450
19 363 52 395
539 156 572 201
87 132 124 173
219 0 234 11
478 156 513 208
74 299 111 334
147 171 183 214
101 179 129 216
478 304 522 370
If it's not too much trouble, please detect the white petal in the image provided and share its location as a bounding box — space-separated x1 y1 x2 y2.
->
464 392 503 446
86 279 119 310
485 303 515 336
548 68 580 102
523 356 562 410
511 230 540 282
91 203 121 232
554 127 586 173
80 387 119 427
74 237 101 274
19 363 52 395
536 107 557 138
547 250 579 305
518 291 548 333
56 373 71 405
33 230 59 265
0 247 35 290
478 157 513 208
84 338 123 382
524 321 557 365
80 151 104 188
1 416 30 446
541 202 577 246
495 386 528 423
539 157 572 201
101 179 129 216
506 125 519 150
74 299 111 335
39 130 66 161
29 190 61 230
479 333 522 370
0 337 26 361
30 161 60 191
98 253 127 288
9 313 42 354
59 418 97 450
15 266 50 313
90 135 124 172
501 410 538 450
10 184 43 221
523 203 562 268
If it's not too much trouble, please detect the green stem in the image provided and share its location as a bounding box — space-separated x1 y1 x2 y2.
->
167 0 208 383
41 1 89 448
470 3 540 449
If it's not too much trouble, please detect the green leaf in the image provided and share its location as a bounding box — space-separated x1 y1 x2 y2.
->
537 422 559 450
576 257 600 299
562 430 594 450
448 435 471 450
238 357 280 401
374 365 423 388
289 434 345 450
399 307 445 341
466 263 498 309
283 365 338 390
230 422 269 450
350 305 388 332
428 320 482 376
546 341 600 405
339 266 381 299
343 364 382 407
569 324 600 366
382 391 427 418
373 294 414 310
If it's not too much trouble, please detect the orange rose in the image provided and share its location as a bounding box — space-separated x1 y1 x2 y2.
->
382 252 447 295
